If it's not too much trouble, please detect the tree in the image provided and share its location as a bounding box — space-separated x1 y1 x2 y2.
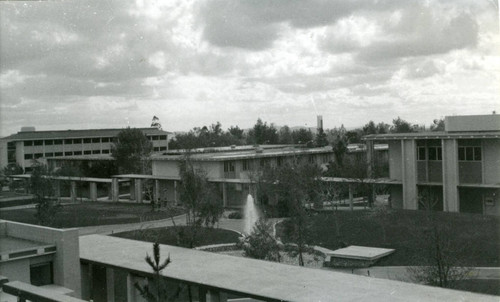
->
407 212 474 288
151 116 162 130
430 118 445 131
291 128 313 145
2 163 24 189
135 242 176 302
112 127 153 174
177 157 223 248
362 121 377 135
256 161 322 266
315 127 329 147
228 125 244 140
247 118 279 145
376 122 390 134
391 117 415 133
30 162 60 226
278 125 293 144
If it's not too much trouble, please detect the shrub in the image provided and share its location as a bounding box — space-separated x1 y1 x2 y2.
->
238 218 282 262
227 211 243 219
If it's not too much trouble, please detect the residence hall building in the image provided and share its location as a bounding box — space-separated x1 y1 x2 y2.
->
364 114 500 216
0 127 169 172
151 145 333 207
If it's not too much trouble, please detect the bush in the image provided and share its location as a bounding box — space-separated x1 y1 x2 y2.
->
238 218 282 262
227 211 243 219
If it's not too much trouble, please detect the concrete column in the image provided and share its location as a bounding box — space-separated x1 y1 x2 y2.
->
348 184 353 211
366 140 374 178
111 178 119 202
54 180 61 199
154 179 160 203
401 140 418 210
174 180 178 205
89 182 97 202
70 181 77 203
130 179 136 200
135 179 143 203
442 139 459 212
205 289 227 302
106 268 115 302
222 182 228 207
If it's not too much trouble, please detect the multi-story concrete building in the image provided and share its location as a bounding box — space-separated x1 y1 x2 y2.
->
0 127 169 172
151 145 334 207
364 114 500 216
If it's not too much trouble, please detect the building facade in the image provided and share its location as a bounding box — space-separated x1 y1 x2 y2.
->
152 145 334 207
0 127 169 172
364 114 500 216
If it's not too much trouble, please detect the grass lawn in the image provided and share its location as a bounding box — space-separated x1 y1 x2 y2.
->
451 279 500 296
112 226 241 248
0 202 185 228
276 209 500 267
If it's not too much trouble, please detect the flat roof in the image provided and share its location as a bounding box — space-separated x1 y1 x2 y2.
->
364 131 500 141
2 127 170 141
153 146 333 162
328 246 394 261
321 177 403 185
46 155 115 161
80 235 496 302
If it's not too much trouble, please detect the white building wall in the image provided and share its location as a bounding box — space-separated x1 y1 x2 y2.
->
483 140 500 184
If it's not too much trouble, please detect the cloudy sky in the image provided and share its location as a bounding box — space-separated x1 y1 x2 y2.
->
1 0 499 136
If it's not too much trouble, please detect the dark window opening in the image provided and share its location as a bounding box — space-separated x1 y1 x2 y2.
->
224 161 235 172
159 135 167 140
84 150 91 155
64 139 72 144
83 138 91 144
34 153 43 159
73 139 82 144
54 152 63 156
92 138 100 143
24 141 33 146
24 154 33 160
54 140 63 145
92 150 100 154
417 147 426 161
74 151 82 155
45 153 54 157
30 262 53 286
65 152 73 156
45 140 53 145
34 140 43 146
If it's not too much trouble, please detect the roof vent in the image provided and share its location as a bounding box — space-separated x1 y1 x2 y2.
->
20 126 36 132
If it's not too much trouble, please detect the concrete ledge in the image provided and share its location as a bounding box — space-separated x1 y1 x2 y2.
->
196 243 240 252
3 281 85 302
325 245 395 268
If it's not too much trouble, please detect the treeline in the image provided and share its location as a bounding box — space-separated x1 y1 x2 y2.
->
168 117 445 150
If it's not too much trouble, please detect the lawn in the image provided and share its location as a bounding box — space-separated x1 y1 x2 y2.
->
276 209 500 267
0 202 185 228
112 226 241 248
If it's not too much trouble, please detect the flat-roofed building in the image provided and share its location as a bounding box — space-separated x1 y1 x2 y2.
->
364 114 500 216
0 220 81 299
151 145 334 207
0 127 170 172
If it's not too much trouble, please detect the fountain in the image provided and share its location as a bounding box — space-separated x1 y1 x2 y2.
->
243 194 260 234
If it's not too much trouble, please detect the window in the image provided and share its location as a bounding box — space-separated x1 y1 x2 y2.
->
24 141 33 146
74 151 82 155
54 140 63 145
64 139 72 144
224 161 235 172
45 153 54 157
84 150 91 155
30 262 53 286
308 155 316 164
322 154 330 163
242 159 250 171
73 139 82 144
159 135 167 140
92 138 100 143
34 140 43 146
458 146 481 161
277 157 283 167
34 153 43 159
417 147 426 161
92 150 100 154
24 154 33 160
153 147 160 152
45 140 53 145
428 147 442 161
54 152 63 157
83 138 91 144
65 151 73 156
102 149 110 154
102 137 110 143
160 146 167 151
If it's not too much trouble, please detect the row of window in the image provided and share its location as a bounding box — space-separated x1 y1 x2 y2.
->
225 154 330 172
417 146 481 162
153 146 168 152
22 135 167 147
24 149 111 159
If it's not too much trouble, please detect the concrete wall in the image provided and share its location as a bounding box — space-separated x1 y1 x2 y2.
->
388 141 402 180
2 220 81 297
445 114 500 132
483 140 500 184
401 140 417 210
442 139 459 212
152 161 179 178
0 258 31 283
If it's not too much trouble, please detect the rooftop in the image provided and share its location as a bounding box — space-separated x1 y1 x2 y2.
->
2 127 170 141
363 131 500 141
80 235 497 302
152 145 333 162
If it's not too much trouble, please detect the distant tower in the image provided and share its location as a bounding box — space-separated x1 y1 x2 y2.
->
317 115 323 130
